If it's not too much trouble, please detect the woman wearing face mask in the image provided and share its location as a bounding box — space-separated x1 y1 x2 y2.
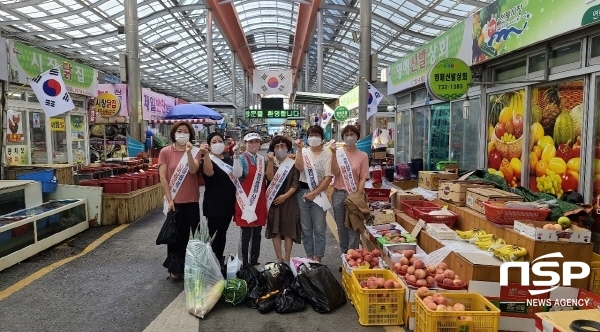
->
200 132 236 267
330 125 370 256
232 131 267 267
158 121 202 280
265 136 301 265
294 126 333 263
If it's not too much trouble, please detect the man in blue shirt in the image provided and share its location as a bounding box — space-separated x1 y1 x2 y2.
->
145 127 154 152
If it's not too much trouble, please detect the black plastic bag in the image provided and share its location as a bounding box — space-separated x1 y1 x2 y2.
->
262 264 280 292
156 210 178 245
290 276 310 300
257 297 277 314
297 264 347 313
237 263 260 290
277 263 295 290
162 253 184 275
275 288 305 314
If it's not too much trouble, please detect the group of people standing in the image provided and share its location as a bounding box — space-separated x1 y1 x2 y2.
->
158 121 369 280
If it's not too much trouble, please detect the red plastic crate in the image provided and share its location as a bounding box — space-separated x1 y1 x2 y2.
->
103 180 132 194
483 201 550 225
400 200 441 219
412 207 458 228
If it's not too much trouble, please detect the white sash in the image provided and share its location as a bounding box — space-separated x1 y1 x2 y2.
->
266 158 295 210
336 149 358 193
163 146 201 215
209 154 249 222
301 149 332 211
241 153 265 223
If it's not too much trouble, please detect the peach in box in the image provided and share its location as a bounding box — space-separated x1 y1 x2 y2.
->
513 220 591 243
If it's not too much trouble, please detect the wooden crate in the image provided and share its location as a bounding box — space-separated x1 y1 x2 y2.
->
5 164 74 185
102 184 163 225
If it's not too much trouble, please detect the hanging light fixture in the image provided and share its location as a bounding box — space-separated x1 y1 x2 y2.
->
463 95 471 120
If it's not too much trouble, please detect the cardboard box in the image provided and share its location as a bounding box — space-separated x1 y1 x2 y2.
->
372 151 387 159
390 190 424 210
383 243 424 264
465 187 523 214
418 171 458 190
376 234 417 249
437 181 494 206
513 221 592 244
425 223 459 241
364 187 392 201
364 222 405 244
368 209 395 225
536 309 600 332
392 179 418 190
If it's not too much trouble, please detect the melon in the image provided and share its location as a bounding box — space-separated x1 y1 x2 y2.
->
553 111 575 145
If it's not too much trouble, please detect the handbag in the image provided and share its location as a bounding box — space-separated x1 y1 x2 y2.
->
156 209 178 245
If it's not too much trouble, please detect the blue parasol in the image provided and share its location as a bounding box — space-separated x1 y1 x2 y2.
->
164 104 223 121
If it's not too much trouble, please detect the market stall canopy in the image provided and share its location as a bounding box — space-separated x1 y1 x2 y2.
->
292 92 340 105
191 102 236 109
148 119 216 124
164 104 223 121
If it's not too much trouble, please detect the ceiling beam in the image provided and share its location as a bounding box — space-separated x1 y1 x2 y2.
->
289 0 322 90
203 0 255 81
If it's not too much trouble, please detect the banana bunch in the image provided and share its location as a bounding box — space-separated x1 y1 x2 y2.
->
493 245 528 262
474 234 506 250
456 229 487 240
509 90 525 117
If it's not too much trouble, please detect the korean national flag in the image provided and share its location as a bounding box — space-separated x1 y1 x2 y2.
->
367 83 384 120
28 66 75 118
320 103 335 128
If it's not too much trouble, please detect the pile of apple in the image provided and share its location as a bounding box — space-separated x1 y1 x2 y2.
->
432 262 466 288
359 276 402 289
417 288 467 312
392 251 435 286
383 232 408 243
344 248 382 269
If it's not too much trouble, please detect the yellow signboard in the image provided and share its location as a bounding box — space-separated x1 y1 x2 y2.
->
95 92 121 117
5 145 28 165
50 117 66 132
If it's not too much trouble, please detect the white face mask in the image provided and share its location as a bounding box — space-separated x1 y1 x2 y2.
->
175 133 189 145
344 136 357 147
211 142 224 155
307 137 322 147
274 149 288 159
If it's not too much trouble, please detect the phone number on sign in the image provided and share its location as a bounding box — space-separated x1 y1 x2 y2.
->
436 83 465 90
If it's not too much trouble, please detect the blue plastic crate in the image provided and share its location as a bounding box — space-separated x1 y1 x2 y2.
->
16 169 54 182
0 230 12 242
37 218 48 228
48 214 60 225
41 181 58 193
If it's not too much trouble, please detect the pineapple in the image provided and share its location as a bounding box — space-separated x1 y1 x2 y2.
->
542 86 561 137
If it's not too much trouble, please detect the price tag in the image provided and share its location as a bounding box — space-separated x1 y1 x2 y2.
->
410 219 427 238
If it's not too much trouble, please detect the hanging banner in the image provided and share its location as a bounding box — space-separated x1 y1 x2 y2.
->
0 37 8 82
339 86 359 110
472 0 600 64
6 110 24 143
367 83 384 120
142 88 176 121
252 70 293 95
8 40 98 96
426 58 472 101
5 145 29 165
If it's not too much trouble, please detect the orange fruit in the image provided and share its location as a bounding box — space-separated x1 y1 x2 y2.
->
529 152 538 175
536 160 548 177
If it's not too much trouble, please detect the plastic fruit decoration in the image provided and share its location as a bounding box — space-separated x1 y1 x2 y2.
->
555 140 573 162
537 136 554 150
571 137 581 158
541 144 556 163
529 152 538 175
548 157 567 175
499 107 512 125
532 146 542 159
504 121 514 135
488 150 502 170
512 114 524 139
531 122 544 144
536 160 548 177
567 158 580 172
499 158 513 182
510 158 522 179
561 172 578 191
494 123 506 138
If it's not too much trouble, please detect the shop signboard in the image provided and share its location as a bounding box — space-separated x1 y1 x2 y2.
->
142 88 176 121
334 106 350 122
50 117 66 132
6 110 24 143
339 86 359 110
5 145 29 165
8 40 98 96
95 93 121 118
0 37 8 82
244 109 301 118
472 0 600 64
388 17 473 95
91 83 128 124
70 115 85 140
426 58 472 101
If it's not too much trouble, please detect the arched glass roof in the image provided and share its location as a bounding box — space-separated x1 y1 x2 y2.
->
0 0 490 102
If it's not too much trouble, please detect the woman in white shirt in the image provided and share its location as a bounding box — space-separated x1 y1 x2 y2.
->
294 126 333 263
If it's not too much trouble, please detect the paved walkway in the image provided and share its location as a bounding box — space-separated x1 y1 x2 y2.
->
0 207 405 332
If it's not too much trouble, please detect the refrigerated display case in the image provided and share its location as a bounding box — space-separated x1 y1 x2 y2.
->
450 98 481 170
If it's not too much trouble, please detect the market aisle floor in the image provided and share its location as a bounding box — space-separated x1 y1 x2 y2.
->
0 207 401 332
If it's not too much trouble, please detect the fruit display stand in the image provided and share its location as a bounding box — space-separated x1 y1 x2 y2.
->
4 164 75 185
0 199 88 271
102 183 163 225
349 269 405 326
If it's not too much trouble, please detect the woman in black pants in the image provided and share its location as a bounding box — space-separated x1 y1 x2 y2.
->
200 132 236 266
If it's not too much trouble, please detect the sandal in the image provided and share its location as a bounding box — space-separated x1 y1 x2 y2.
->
168 273 181 280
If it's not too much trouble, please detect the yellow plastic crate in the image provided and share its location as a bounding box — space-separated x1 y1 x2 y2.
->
587 253 600 294
341 267 355 302
414 292 500 332
350 269 405 326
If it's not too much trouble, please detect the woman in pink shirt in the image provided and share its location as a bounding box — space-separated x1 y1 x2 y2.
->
158 121 202 280
330 125 369 255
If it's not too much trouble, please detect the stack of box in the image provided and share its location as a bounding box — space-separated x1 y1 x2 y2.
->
418 171 458 191
437 180 494 206
465 187 523 214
